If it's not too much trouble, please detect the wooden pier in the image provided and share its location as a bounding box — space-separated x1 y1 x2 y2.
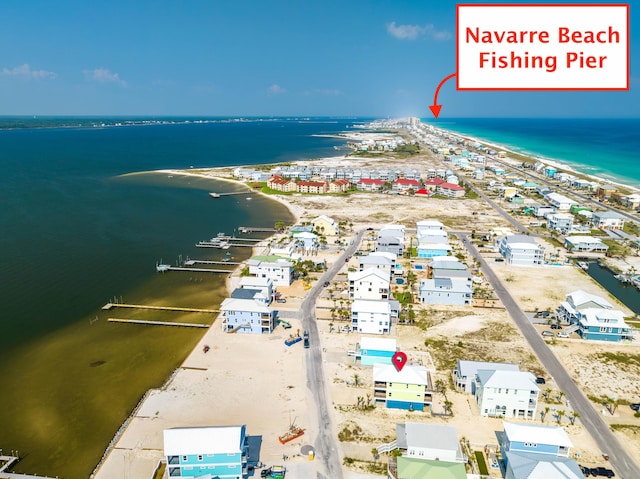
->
102 303 219 313
238 226 277 233
184 259 242 266
209 191 251 198
166 266 235 273
107 318 210 328
196 242 255 249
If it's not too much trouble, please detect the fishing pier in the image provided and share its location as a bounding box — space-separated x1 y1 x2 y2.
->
107 318 210 328
102 303 219 313
209 191 252 198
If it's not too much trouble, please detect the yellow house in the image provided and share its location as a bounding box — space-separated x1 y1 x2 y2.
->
311 215 339 235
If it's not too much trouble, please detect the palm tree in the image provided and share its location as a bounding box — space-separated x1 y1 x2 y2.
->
556 410 565 424
568 411 581 425
541 406 550 423
443 400 453 416
353 373 360 387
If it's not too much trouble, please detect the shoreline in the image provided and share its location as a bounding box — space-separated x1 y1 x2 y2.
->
430 122 640 194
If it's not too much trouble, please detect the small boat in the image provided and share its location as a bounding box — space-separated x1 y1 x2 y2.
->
278 426 305 444
577 262 589 271
222 257 230 262
209 192 220 199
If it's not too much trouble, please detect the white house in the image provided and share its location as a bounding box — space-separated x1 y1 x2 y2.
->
220 298 276 334
247 255 294 287
475 370 539 419
592 211 625 230
239 276 274 304
544 192 576 211
452 360 519 393
563 236 608 252
546 213 574 233
293 231 318 253
348 268 391 300
359 254 395 280
416 219 444 236
395 422 465 462
557 289 613 324
418 277 472 306
498 235 544 265
351 299 391 335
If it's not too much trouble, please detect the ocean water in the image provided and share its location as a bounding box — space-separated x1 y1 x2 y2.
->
0 118 350 478
424 118 640 188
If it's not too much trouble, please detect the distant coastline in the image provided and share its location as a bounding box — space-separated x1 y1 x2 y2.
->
427 118 640 192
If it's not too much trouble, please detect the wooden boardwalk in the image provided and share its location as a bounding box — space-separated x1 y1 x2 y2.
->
102 303 219 313
107 318 210 328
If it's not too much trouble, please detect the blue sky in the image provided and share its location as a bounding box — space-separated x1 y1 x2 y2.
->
0 0 637 117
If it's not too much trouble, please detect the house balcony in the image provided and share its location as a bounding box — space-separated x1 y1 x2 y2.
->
374 391 386 399
374 381 387 389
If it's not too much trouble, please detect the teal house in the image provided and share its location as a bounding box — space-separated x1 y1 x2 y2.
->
357 336 396 365
164 425 248 478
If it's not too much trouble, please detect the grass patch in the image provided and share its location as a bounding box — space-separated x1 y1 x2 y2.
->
610 424 640 433
595 352 640 372
475 451 489 475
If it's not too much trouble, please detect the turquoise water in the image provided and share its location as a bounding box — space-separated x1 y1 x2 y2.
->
0 118 350 478
425 118 640 188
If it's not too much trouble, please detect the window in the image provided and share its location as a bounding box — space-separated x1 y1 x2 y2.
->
198 455 203 461
182 456 188 461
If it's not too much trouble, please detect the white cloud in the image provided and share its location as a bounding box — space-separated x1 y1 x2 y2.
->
386 21 451 41
267 84 286 95
84 68 127 87
1 64 57 79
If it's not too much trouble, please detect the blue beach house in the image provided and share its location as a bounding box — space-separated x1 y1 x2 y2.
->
357 336 397 365
164 425 248 478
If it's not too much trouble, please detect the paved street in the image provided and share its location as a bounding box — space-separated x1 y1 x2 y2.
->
458 232 640 479
300 229 365 479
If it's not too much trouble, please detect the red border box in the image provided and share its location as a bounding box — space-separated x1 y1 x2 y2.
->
456 3 630 91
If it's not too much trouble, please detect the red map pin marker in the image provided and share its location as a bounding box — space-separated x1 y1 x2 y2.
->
392 351 407 372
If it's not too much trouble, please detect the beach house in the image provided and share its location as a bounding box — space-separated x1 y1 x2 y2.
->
351 299 392 334
416 219 444 234
311 215 339 236
359 254 395 281
239 276 274 304
474 370 539 419
499 422 584 479
220 298 276 334
416 230 451 258
546 213 574 233
556 289 613 324
392 178 421 193
544 192 576 211
452 360 520 393
329 179 350 193
373 363 433 411
164 425 248 478
292 231 318 253
357 178 386 192
563 236 609 253
436 182 466 198
356 336 397 366
247 255 293 286
376 226 405 257
418 277 472 306
348 268 390 300
381 423 467 479
267 175 296 192
592 211 625 230
497 235 544 265
574 308 630 342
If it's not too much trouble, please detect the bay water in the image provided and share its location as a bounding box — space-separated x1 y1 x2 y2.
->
0 118 348 478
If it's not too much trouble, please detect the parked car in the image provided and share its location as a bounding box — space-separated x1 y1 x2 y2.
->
557 332 570 338
541 331 555 337
535 310 551 318
323 281 330 287
276 298 287 303
594 466 615 477
340 325 350 333
550 323 562 330
535 377 546 384
630 403 640 412
494 257 505 262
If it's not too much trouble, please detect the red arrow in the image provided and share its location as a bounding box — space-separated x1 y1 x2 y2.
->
429 72 457 119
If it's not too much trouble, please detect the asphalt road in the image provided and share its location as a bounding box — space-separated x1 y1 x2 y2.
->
457 232 640 479
300 229 365 479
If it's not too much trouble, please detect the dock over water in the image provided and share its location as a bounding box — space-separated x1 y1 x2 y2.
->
102 303 219 313
107 318 210 328
0 455 58 479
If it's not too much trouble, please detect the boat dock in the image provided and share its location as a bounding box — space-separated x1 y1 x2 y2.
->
238 226 277 233
184 259 242 266
102 303 219 313
0 455 58 479
196 242 255 249
107 318 210 328
209 191 251 198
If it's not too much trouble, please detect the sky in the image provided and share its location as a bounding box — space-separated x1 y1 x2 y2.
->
0 0 638 118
